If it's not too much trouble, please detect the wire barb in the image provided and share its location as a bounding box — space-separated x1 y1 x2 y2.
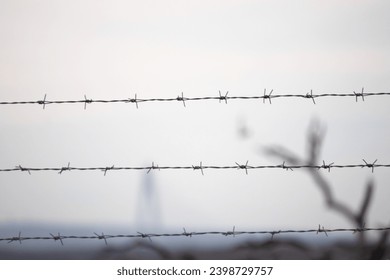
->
280 161 293 171
305 89 316 104
176 92 186 107
8 232 22 244
316 225 328 237
94 232 108 245
192 161 204 175
354 87 365 102
147 162 160 174
263 88 273 104
137 232 152 242
128 94 139 109
235 161 250 175
319 160 334 172
103 165 114 176
353 223 366 234
362 159 378 173
37 94 48 109
270 230 281 240
59 162 71 174
50 233 64 245
16 165 31 175
223 226 236 237
218 90 229 104
182 228 193 237
84 95 92 110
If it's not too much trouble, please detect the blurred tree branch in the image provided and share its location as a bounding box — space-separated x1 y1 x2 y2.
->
265 120 373 229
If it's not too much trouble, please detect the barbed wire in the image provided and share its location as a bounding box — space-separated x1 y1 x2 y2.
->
1 89 389 109
1 226 389 245
1 159 387 175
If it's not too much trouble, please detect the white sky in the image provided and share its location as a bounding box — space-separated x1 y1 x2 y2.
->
1 0 390 234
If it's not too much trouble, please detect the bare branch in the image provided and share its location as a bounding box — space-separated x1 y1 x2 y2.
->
357 181 374 228
264 146 301 166
265 121 374 230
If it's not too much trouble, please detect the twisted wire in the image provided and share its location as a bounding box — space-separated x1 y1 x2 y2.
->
0 90 389 109
2 160 387 175
2 226 389 245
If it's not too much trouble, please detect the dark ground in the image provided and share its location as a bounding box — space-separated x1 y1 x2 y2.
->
1 238 389 260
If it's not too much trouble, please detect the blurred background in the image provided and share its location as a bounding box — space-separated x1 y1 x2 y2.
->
0 0 389 259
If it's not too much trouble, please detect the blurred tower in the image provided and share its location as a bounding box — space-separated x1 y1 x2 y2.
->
135 173 162 232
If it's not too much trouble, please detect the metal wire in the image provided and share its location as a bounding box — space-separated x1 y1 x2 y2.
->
2 160 387 175
2 226 389 245
0 90 389 109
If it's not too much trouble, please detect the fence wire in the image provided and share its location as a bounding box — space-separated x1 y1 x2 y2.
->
1 226 389 245
0 90 389 109
2 90 389 250
1 160 387 175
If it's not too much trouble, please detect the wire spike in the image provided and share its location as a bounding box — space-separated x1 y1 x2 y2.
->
94 232 108 245
8 232 22 244
263 88 273 104
103 165 114 176
38 94 47 109
354 87 365 102
270 230 281 240
59 162 71 174
223 226 236 237
182 228 193 237
84 94 88 109
362 159 377 173
84 94 92 110
147 162 160 174
235 160 249 174
192 161 204 175
316 224 328 237
305 89 316 104
16 165 31 175
218 90 228 104
280 161 293 171
137 232 152 242
127 93 139 109
319 160 334 172
50 233 64 245
177 92 186 107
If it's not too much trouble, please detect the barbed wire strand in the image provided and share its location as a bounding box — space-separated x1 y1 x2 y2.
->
1 90 390 109
1 226 389 245
1 159 387 175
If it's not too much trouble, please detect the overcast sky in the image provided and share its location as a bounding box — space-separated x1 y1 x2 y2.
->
1 0 390 236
